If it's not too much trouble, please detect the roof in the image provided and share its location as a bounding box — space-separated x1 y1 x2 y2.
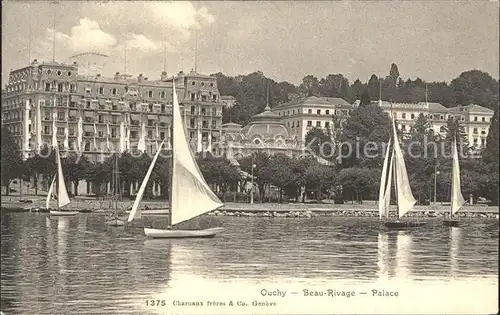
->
251 105 281 121
426 102 448 112
452 104 494 114
275 96 351 109
221 95 237 100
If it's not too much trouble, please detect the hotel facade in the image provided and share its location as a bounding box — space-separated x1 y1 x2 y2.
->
2 60 224 161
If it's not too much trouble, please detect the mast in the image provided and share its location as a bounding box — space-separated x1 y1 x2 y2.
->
168 79 175 228
393 144 398 220
52 1 57 62
55 148 59 211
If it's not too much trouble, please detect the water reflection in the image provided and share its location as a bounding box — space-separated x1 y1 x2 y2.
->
394 231 412 280
449 227 460 278
376 232 390 280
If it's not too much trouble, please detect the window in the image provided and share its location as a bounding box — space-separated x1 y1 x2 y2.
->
429 115 434 119
308 109 312 114
57 127 64 135
148 91 153 98
474 116 478 122
98 115 104 123
473 128 478 134
211 121 216 128
201 95 207 102
190 118 195 128
85 87 91 94
317 110 321 115
482 117 485 122
45 83 51 91
213 94 217 101
401 124 406 131
201 108 206 115
411 114 415 119
191 93 195 101
316 121 321 127
147 130 153 138
160 132 165 140
111 116 118 124
402 113 406 119
191 106 195 115
307 121 312 127
112 88 117 95
69 128 74 135
130 131 138 139
161 104 166 113
44 126 50 134
481 138 485 147
202 120 208 128
212 108 217 116
325 122 330 128
189 131 195 139
297 121 300 127
148 119 154 126
111 128 117 138
99 87 104 94
326 110 330 115
191 81 196 86
160 91 166 99
481 128 486 135
148 104 153 112
84 142 91 151
292 121 295 127
98 131 103 138
57 111 65 120
58 83 63 92
125 86 129 93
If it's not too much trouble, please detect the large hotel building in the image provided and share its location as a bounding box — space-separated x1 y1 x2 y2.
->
2 59 495 163
2 59 224 161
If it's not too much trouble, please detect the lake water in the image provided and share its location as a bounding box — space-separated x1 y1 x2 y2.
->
1 213 498 315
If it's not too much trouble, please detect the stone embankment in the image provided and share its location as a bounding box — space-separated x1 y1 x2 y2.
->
1 196 498 218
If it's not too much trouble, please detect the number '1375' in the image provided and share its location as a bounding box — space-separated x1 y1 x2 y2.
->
146 300 166 306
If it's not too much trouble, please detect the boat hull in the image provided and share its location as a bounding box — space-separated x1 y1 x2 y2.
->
50 210 79 216
443 219 460 227
144 227 225 238
384 221 427 229
105 218 125 226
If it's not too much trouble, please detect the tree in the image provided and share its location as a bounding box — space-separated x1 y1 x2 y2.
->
442 116 470 156
318 74 350 99
359 90 371 107
262 154 295 203
483 108 498 166
197 153 241 194
389 63 400 87
62 153 89 196
1 127 22 195
338 167 377 202
304 127 333 159
450 70 499 110
238 152 272 201
299 75 320 97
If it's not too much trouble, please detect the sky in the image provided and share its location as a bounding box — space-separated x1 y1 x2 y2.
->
2 1 499 87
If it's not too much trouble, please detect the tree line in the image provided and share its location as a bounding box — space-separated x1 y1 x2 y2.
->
214 64 499 125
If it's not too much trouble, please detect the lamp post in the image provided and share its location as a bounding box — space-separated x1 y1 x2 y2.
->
250 156 256 204
434 164 440 208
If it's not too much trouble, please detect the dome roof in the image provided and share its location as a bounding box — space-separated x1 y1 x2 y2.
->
241 105 293 139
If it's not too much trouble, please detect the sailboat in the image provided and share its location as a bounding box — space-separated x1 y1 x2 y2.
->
105 154 125 226
47 148 79 216
443 138 466 227
379 119 427 229
127 80 225 238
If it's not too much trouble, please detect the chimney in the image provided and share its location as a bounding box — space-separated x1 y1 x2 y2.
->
137 73 143 83
114 72 120 80
161 71 168 81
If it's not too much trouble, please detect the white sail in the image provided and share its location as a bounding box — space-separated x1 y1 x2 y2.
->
171 82 224 226
56 149 71 208
127 141 165 222
392 120 416 219
77 116 83 153
379 140 392 218
93 123 98 151
46 175 56 209
119 121 125 152
52 111 58 147
106 123 111 150
36 100 42 150
138 122 146 152
451 138 466 215
63 126 69 150
383 149 395 218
